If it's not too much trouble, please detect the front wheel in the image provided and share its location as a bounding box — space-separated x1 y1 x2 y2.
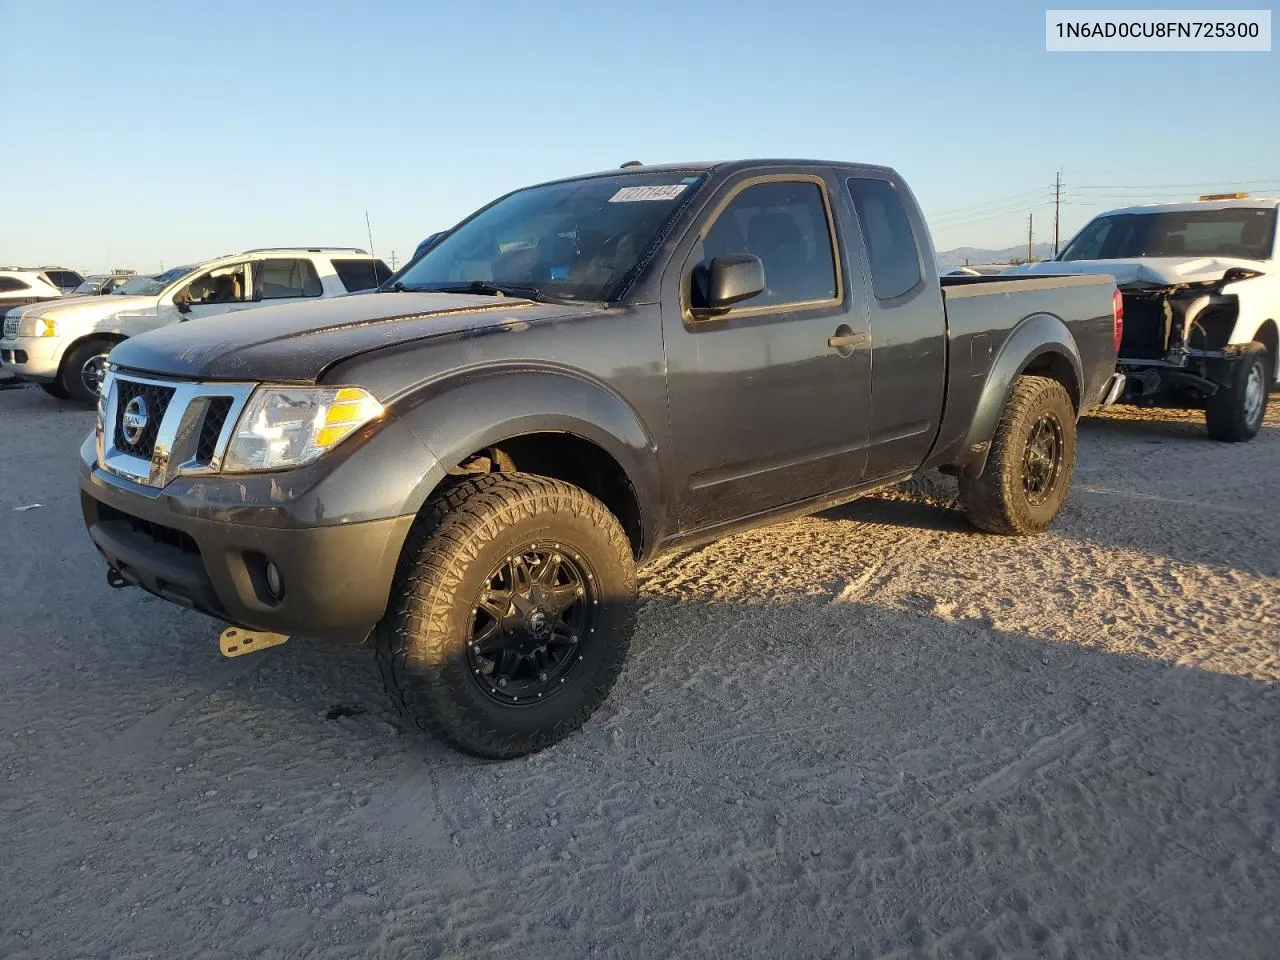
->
375 473 637 759
959 375 1077 536
59 338 116 405
1205 342 1268 442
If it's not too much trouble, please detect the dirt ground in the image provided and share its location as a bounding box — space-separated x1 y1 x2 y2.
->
1 383 1277 960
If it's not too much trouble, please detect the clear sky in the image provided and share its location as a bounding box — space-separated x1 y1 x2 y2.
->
3 0 1277 272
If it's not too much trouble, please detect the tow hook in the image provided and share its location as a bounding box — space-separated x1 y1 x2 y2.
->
219 626 290 658
106 567 129 589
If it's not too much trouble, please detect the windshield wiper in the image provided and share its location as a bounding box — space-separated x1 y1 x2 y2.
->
426 281 572 305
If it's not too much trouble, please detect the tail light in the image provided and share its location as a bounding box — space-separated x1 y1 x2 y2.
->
1111 287 1124 353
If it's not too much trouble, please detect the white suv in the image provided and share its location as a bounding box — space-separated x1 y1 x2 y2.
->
0 270 63 314
1 248 391 403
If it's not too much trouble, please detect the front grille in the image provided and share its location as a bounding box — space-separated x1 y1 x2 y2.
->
98 503 200 555
113 379 176 458
3 313 20 338
195 397 233 465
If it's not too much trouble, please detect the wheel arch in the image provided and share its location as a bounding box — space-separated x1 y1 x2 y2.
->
1252 318 1278 382
57 331 128 378
958 313 1083 478
391 368 665 559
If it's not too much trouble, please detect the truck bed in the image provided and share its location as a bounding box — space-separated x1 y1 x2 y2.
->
925 272 1120 471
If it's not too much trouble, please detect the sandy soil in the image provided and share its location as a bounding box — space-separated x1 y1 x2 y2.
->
1 384 1277 960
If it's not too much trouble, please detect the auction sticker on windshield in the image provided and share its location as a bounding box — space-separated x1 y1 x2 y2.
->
608 185 688 202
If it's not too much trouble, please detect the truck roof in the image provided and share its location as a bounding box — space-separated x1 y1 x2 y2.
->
1099 197 1280 216
539 158 899 186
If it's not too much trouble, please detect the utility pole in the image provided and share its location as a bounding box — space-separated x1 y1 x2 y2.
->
389 250 398 271
1053 171 1062 257
1027 213 1034 262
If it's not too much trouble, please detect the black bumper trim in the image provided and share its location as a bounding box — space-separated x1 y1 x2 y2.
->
80 467 415 642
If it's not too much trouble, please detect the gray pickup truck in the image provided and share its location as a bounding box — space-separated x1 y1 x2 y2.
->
78 160 1122 758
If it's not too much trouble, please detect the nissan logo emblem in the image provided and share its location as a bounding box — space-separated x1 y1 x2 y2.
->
121 395 149 445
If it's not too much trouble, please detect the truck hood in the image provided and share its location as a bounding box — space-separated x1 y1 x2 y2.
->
1004 256 1265 287
7 294 159 321
108 291 601 382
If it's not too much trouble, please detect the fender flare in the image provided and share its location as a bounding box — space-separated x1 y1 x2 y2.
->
390 365 665 550
960 313 1083 476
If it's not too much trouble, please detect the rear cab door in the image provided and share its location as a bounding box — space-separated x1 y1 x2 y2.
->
842 172 948 480
660 165 874 532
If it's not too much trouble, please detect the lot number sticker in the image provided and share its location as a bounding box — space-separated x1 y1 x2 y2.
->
608 185 688 202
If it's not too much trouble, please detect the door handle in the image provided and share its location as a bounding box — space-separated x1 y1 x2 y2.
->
827 332 867 349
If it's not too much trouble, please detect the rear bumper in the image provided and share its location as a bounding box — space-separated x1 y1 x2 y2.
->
79 446 415 642
0 336 60 381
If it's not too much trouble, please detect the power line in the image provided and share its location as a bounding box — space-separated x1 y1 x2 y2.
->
929 196 1056 226
927 186 1054 219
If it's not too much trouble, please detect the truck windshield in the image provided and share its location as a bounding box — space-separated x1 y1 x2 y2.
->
112 265 197 296
389 171 709 301
1059 207 1276 261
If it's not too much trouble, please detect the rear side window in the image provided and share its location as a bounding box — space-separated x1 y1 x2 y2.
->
332 258 393 292
0 277 31 293
44 270 81 289
697 180 838 308
847 178 923 300
256 258 323 299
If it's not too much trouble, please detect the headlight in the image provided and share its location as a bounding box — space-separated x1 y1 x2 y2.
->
17 316 57 338
222 386 384 472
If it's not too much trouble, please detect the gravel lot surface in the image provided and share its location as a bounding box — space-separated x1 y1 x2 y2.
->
1 383 1277 960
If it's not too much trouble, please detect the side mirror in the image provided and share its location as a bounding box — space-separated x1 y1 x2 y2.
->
696 254 766 315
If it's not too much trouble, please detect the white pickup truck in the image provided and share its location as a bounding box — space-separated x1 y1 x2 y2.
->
1005 195 1277 441
1 247 391 403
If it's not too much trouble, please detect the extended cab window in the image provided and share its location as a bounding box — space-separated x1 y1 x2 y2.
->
333 258 392 292
847 178 922 300
255 258 323 299
694 180 837 309
0 277 31 293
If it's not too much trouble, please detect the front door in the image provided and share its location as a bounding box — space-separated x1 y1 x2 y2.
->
661 173 873 532
167 261 254 323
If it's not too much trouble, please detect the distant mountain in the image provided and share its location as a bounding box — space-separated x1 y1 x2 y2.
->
936 243 1055 268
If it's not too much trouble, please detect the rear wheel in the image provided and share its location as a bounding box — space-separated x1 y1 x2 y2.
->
39 382 70 399
375 473 637 759
1206 342 1268 442
959 375 1077 536
59 338 115 405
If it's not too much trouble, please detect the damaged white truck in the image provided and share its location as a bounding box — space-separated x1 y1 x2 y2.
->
1007 194 1277 441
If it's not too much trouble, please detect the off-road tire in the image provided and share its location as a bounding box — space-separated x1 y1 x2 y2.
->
1205 342 1268 442
59 338 114 405
959 375 1077 536
375 473 637 759
39 382 70 399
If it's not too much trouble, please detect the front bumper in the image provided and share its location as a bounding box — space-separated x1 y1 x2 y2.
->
79 438 416 642
0 336 61 381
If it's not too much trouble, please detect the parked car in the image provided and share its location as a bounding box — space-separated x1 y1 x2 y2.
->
1 247 390 403
70 273 148 297
78 160 1121 759
0 270 63 316
1004 194 1278 441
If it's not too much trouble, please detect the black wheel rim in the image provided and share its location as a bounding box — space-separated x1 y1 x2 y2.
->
1022 412 1064 505
465 542 595 705
81 353 107 396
